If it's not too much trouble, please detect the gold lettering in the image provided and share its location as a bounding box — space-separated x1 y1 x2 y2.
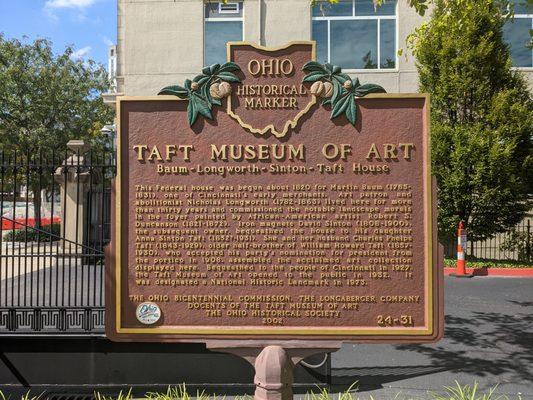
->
247 59 294 76
248 60 261 76
366 143 381 160
210 144 306 162
245 98 255 109
180 145 194 161
211 144 227 161
133 145 148 161
383 144 398 160
165 145 176 161
280 59 293 75
148 145 163 161
399 143 415 160
261 59 274 75
322 144 351 160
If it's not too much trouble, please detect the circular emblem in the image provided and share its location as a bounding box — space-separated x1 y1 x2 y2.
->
136 302 161 325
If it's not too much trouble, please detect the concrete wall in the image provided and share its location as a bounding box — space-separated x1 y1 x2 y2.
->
116 0 426 96
117 0 204 96
115 0 532 98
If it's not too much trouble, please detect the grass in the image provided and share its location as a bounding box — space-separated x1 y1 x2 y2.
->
145 385 234 400
0 382 524 400
443 258 533 269
0 391 43 400
304 382 359 400
302 382 520 400
430 382 513 400
94 389 133 400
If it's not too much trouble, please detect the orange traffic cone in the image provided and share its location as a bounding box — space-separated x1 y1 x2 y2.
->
450 221 473 278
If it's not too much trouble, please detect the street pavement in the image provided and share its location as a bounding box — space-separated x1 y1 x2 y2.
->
328 276 533 399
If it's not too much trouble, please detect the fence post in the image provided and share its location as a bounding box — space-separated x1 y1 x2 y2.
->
53 140 98 253
526 219 531 262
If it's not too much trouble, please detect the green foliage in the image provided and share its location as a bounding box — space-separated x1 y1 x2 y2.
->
0 390 42 400
0 35 114 229
145 384 218 400
94 389 133 400
159 62 241 126
408 0 533 242
144 384 252 400
0 35 114 152
499 228 532 262
310 0 341 12
430 381 505 400
304 382 359 400
302 61 386 125
3 223 60 242
405 0 430 16
443 257 532 268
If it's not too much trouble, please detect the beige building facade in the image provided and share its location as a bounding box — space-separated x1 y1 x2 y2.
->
112 0 426 99
107 0 532 103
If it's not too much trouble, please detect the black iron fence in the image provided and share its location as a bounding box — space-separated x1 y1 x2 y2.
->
0 145 115 335
443 217 532 262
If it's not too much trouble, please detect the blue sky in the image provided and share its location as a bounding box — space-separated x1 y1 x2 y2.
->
0 0 116 65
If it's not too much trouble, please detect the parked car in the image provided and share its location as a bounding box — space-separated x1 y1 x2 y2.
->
1 203 61 231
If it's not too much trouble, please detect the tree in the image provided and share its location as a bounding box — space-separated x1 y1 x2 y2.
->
407 0 532 242
0 35 114 229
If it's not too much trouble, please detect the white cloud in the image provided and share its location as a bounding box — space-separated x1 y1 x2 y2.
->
102 35 114 47
70 46 92 60
45 0 96 9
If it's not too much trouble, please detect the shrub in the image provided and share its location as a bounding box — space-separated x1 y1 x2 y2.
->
3 223 60 242
499 229 532 262
444 257 532 269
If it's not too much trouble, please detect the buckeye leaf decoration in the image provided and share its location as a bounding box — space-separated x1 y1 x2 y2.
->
158 85 188 99
189 92 212 126
302 62 386 126
158 61 242 127
355 83 387 97
344 95 357 125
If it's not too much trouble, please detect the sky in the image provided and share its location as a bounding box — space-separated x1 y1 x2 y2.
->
0 0 116 66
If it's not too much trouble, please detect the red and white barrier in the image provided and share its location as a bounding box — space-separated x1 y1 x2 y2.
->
451 221 473 278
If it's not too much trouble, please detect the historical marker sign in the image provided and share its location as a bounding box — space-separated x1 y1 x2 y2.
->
106 41 443 342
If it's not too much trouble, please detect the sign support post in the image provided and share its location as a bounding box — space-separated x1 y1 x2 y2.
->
206 341 342 400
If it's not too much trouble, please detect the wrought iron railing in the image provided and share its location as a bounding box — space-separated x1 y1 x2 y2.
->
0 145 115 335
442 217 532 262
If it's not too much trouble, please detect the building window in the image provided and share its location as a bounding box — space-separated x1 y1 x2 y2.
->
504 1 532 68
312 0 397 70
204 2 243 67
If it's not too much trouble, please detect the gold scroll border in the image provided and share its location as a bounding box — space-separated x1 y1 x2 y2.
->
114 93 434 336
225 41 317 139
